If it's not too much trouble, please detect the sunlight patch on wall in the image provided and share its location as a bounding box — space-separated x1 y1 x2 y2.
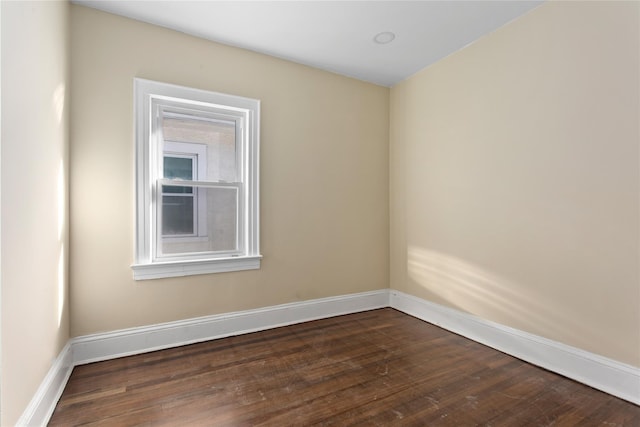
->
57 250 64 328
53 83 65 125
56 157 67 328
406 246 582 341
58 160 65 240
57 159 66 327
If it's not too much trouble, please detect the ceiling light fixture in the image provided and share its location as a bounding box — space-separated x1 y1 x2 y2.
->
373 31 396 45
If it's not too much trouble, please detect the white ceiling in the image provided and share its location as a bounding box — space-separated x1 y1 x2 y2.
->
75 1 543 87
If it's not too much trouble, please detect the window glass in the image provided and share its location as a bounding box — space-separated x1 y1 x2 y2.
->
162 115 237 182
160 185 238 254
159 113 240 255
162 156 195 236
163 156 193 180
162 195 194 235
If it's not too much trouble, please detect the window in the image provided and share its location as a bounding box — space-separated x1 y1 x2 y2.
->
132 79 260 280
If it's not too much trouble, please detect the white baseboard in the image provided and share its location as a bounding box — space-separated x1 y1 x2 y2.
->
389 290 640 406
20 288 640 426
72 289 389 365
16 342 74 427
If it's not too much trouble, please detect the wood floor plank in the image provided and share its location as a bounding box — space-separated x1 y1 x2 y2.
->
49 309 640 426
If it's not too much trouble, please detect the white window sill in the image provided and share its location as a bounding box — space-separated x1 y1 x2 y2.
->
132 255 262 280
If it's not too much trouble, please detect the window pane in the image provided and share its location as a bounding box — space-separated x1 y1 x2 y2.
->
164 156 193 180
160 186 239 255
207 187 238 252
163 157 194 194
162 114 237 182
162 195 194 235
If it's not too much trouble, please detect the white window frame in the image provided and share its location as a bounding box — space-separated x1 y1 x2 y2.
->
132 78 261 280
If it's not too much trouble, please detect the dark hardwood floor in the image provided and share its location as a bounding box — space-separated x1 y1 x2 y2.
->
49 308 640 426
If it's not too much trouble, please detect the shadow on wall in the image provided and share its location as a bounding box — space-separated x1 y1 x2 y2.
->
406 246 587 348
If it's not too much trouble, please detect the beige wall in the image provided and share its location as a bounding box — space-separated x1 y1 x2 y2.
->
1 1 70 425
69 6 389 336
390 1 640 366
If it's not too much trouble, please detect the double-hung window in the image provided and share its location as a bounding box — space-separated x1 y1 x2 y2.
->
132 79 260 280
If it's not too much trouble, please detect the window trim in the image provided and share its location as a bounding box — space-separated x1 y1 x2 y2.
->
132 78 261 280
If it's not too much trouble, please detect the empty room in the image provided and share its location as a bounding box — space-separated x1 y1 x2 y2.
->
1 0 639 425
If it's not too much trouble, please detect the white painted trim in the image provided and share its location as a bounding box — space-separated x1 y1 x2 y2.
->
72 289 389 365
131 255 261 280
15 342 74 427
389 290 640 406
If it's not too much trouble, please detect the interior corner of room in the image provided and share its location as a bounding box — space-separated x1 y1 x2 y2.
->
1 0 639 426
